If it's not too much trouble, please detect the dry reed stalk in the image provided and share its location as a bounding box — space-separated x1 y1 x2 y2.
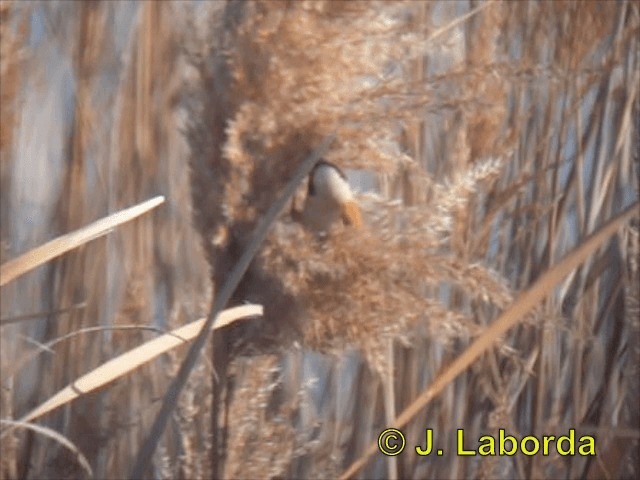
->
2 304 262 428
341 202 639 479
0 196 164 286
1 2 207 478
130 135 335 478
0 419 92 478
178 1 639 478
1 0 638 478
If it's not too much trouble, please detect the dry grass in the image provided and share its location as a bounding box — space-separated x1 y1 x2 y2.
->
1 1 638 479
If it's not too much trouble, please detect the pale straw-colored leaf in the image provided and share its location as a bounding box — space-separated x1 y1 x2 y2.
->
4 304 262 427
0 195 165 286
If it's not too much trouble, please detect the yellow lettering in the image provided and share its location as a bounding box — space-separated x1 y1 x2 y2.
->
415 429 433 456
477 436 495 456
542 435 555 455
557 429 575 455
499 429 517 456
457 429 476 456
521 436 539 455
578 435 596 456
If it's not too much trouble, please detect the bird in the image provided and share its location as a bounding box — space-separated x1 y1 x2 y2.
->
292 159 363 233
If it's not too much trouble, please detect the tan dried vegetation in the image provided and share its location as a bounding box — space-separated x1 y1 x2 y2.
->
1 1 638 479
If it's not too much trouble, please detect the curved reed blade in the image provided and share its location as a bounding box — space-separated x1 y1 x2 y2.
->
0 195 165 287
2 304 262 431
0 419 93 478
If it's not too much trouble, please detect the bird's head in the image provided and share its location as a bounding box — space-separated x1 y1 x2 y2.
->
293 159 363 232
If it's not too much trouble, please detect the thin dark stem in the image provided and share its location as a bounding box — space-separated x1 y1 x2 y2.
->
130 134 335 479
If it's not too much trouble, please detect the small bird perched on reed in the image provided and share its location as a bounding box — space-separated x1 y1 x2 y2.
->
292 159 363 233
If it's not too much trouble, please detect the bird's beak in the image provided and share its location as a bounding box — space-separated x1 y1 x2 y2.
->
341 200 363 228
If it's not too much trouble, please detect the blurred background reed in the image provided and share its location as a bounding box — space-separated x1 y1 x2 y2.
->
1 1 638 479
